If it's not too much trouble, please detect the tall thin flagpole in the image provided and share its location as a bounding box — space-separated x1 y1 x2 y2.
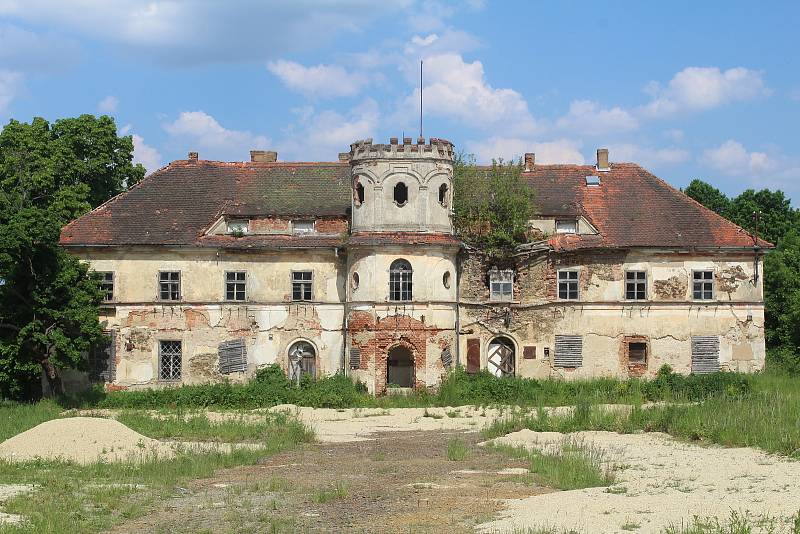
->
420 60 423 139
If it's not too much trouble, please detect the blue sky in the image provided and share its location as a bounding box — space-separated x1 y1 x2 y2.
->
1 0 799 203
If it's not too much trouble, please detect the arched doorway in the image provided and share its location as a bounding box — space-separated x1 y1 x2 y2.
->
488 336 515 377
387 345 414 388
288 340 316 384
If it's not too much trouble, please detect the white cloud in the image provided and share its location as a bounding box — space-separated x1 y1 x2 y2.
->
0 70 23 113
701 139 774 176
607 143 690 167
403 53 539 137
0 1 409 65
267 60 368 99
163 111 270 161
465 137 585 164
403 29 481 56
131 134 162 174
278 99 379 160
555 100 639 135
642 67 769 117
0 23 82 73
663 128 685 143
97 95 119 114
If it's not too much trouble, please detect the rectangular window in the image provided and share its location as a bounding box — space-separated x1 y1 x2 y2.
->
226 219 248 234
628 342 647 364
489 269 514 302
554 335 583 368
556 219 578 234
292 271 313 301
558 270 579 300
292 220 314 234
159 271 181 301
625 271 647 300
98 271 114 302
693 270 714 300
225 271 246 301
159 340 182 380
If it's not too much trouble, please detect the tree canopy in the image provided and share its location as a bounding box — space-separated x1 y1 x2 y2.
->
0 115 144 398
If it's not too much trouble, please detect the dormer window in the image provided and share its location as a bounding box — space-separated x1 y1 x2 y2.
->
226 219 248 234
292 220 314 234
556 219 578 234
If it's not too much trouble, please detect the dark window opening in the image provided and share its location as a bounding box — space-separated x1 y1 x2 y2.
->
389 259 412 301
558 270 579 300
98 271 114 302
292 271 313 301
693 270 714 300
628 342 647 363
387 346 414 388
438 183 448 207
625 271 647 300
355 182 365 205
225 271 246 301
159 340 182 380
159 271 180 301
394 182 408 205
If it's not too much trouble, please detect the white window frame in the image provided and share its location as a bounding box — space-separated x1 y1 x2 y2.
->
489 269 514 302
625 270 647 301
225 271 247 302
292 220 315 234
226 219 249 234
292 270 313 301
158 271 181 301
555 219 578 234
558 269 580 300
98 271 114 302
692 270 715 301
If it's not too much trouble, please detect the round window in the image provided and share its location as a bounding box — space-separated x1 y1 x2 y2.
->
352 272 360 290
443 271 451 289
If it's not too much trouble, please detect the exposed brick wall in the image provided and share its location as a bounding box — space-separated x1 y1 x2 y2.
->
315 217 348 234
249 217 291 233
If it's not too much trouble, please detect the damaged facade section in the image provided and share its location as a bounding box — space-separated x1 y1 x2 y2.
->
59 139 770 393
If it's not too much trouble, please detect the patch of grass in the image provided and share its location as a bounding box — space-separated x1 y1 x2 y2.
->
312 481 348 503
0 415 313 534
662 509 800 533
0 399 63 441
446 438 470 461
422 408 444 419
620 520 640 531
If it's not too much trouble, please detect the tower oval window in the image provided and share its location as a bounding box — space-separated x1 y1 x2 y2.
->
439 183 449 207
393 182 408 206
443 271 451 289
352 272 360 291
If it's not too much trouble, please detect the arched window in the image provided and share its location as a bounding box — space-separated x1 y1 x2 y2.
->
438 183 449 207
389 259 412 301
393 182 408 205
355 182 365 206
488 336 515 377
288 340 316 383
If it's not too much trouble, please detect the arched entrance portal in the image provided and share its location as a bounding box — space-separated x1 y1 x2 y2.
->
387 346 414 388
488 336 515 377
288 341 316 384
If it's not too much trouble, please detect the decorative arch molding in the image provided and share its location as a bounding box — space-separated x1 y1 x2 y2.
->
421 169 452 185
380 168 425 187
353 168 380 185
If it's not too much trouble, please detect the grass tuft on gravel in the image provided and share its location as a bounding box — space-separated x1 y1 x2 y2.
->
446 438 470 461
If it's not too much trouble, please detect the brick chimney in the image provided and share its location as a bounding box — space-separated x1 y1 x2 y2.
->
524 152 535 171
250 150 277 163
187 151 198 162
596 148 610 171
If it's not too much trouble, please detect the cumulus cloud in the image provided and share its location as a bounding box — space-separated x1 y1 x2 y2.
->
163 111 270 161
642 67 769 117
97 95 119 114
0 70 23 113
555 100 639 135
278 99 379 160
131 134 162 174
465 137 584 164
607 143 690 167
0 1 408 65
267 60 368 99
701 140 774 176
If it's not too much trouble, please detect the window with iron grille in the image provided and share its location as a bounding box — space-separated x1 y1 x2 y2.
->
558 270 579 300
159 340 182 380
625 271 647 300
389 259 413 301
159 271 180 301
489 269 513 301
98 272 114 302
693 270 714 300
292 271 313 301
225 271 246 301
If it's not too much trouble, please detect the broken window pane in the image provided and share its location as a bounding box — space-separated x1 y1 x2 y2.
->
288 341 316 383
556 220 578 234
159 271 181 301
389 259 412 301
292 221 314 234
226 219 249 234
693 270 714 300
98 271 114 302
558 270 579 300
292 271 313 301
225 271 246 301
489 269 514 301
625 271 647 300
159 340 182 380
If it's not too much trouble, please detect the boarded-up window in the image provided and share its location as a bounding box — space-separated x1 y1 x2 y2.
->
218 338 247 374
441 347 453 370
554 335 583 368
349 348 361 369
523 346 536 360
466 338 480 374
691 336 720 374
628 342 647 364
88 331 116 383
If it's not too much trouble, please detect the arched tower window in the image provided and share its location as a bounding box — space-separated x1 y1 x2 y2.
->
393 182 408 206
389 259 412 301
439 183 449 207
354 181 365 206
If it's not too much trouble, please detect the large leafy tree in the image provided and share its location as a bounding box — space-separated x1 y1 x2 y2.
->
685 179 800 372
0 115 144 398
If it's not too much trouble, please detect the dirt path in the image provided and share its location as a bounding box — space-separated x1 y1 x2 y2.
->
107 430 547 533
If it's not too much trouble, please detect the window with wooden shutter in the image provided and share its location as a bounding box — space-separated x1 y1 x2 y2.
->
466 338 480 374
349 348 361 369
691 336 720 374
523 346 536 360
89 331 116 383
554 335 583 368
218 338 247 374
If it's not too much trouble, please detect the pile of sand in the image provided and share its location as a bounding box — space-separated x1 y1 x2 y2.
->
480 429 800 533
0 417 233 465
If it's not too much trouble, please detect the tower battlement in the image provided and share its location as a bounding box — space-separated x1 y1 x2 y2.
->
349 137 454 162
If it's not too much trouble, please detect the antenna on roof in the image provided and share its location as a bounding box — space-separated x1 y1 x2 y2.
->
419 60 423 139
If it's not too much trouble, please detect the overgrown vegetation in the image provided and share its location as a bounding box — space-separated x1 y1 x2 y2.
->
97 364 750 410
445 438 470 461
663 509 800 534
684 180 800 373
453 154 536 257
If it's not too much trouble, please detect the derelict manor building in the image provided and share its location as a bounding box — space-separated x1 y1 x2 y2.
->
59 137 769 393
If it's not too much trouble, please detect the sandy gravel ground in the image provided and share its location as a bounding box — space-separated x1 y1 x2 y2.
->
0 485 33 525
0 417 249 465
480 429 800 533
